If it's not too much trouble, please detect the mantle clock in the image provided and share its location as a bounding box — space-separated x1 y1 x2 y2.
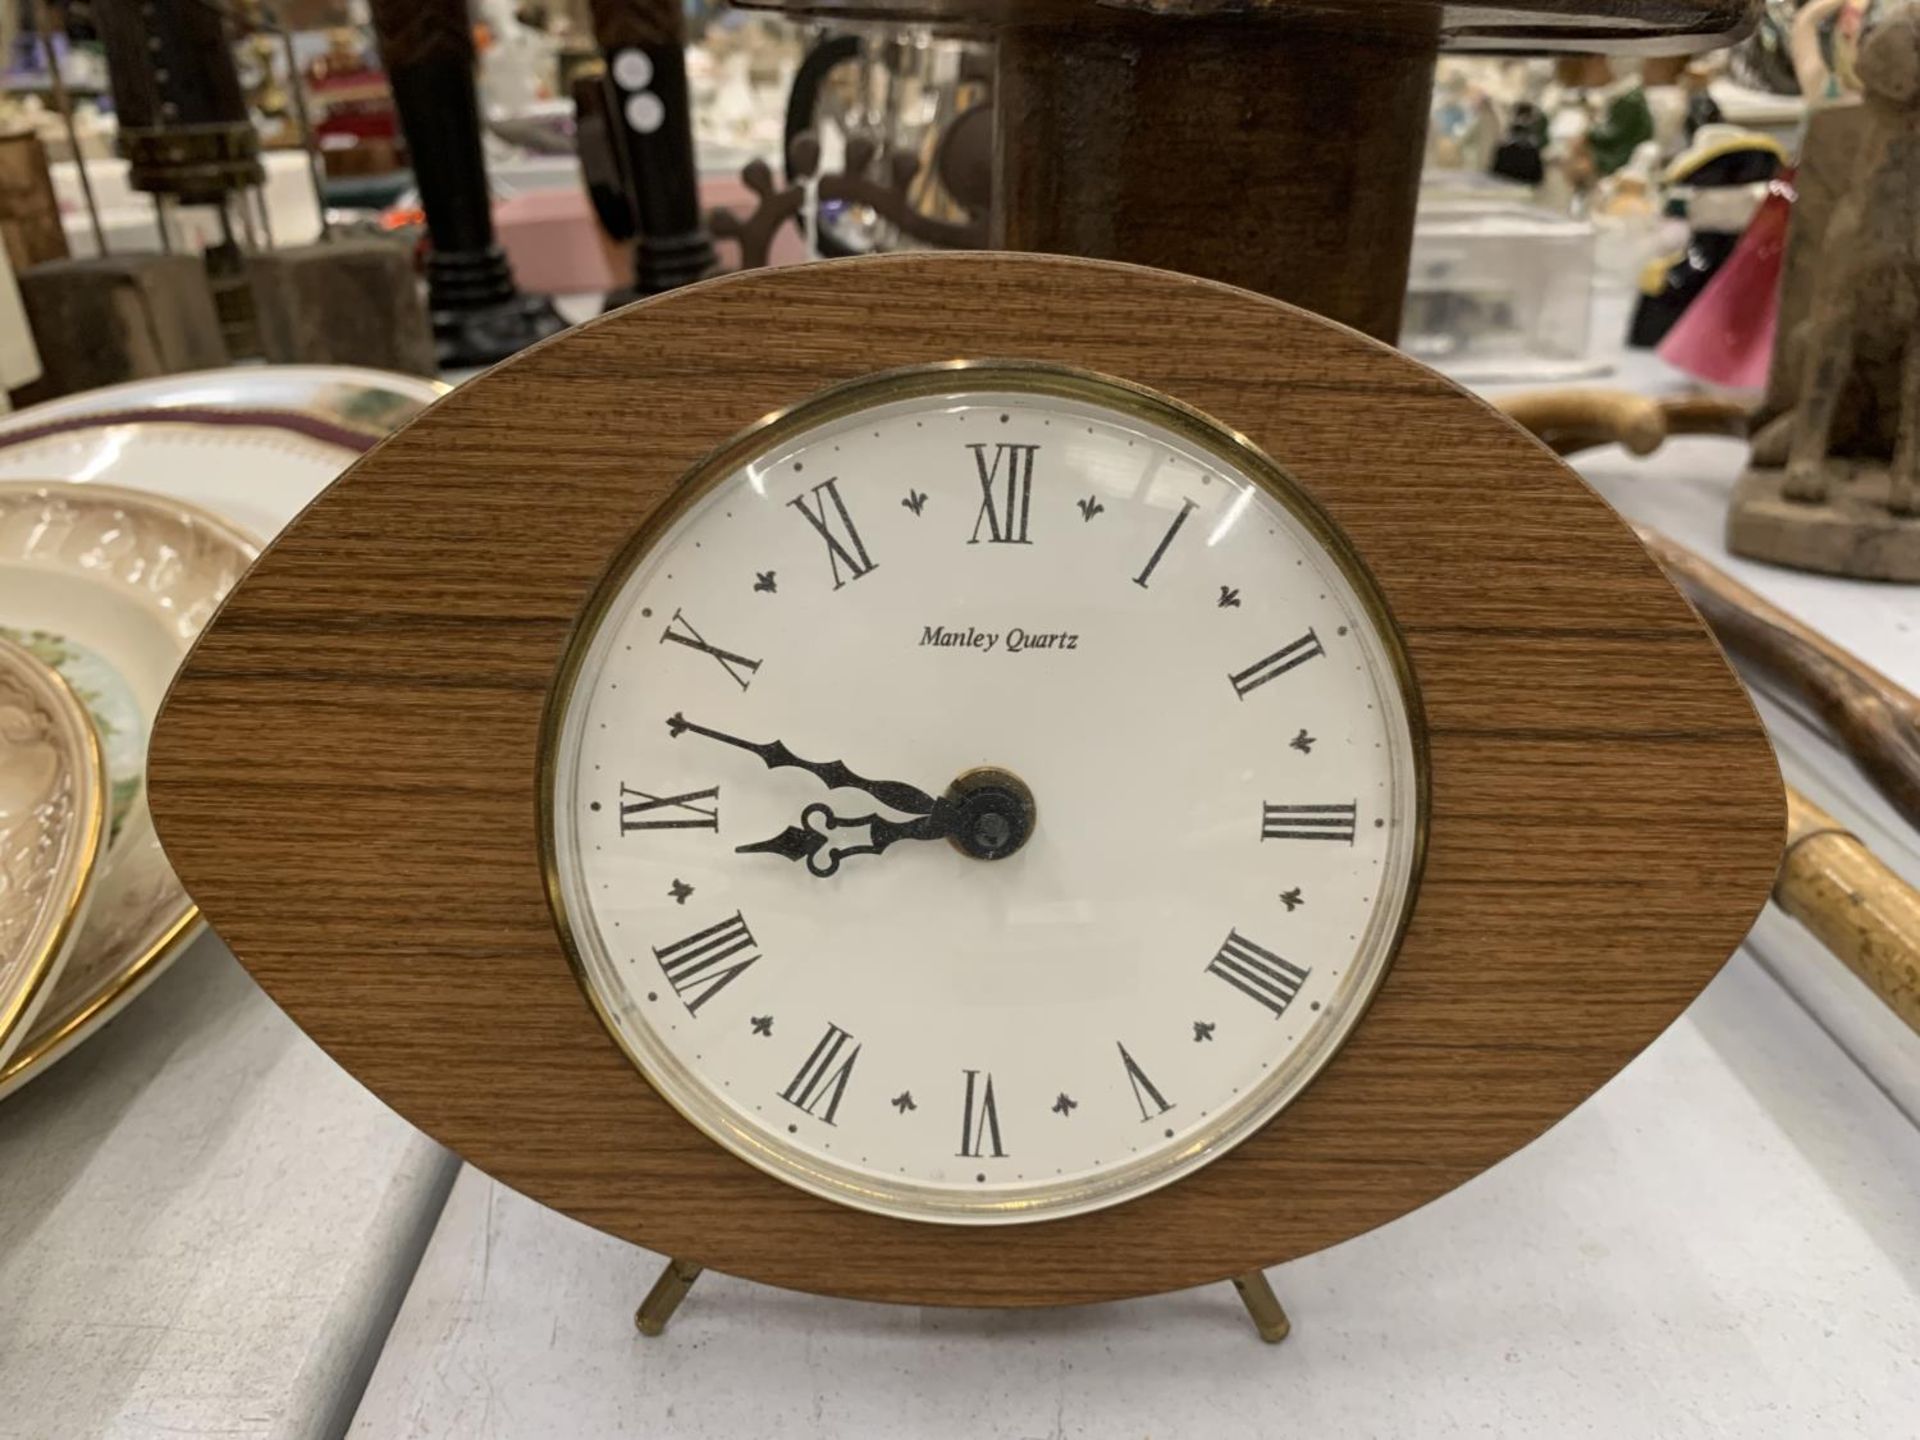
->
148 254 1782 1340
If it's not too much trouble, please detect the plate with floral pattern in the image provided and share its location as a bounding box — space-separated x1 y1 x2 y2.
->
0 483 256 1097
0 364 446 540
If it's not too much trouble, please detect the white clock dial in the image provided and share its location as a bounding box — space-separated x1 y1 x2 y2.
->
546 366 1425 1224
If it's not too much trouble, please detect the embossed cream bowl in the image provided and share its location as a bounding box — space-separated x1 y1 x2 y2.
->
0 483 257 1094
0 635 106 1070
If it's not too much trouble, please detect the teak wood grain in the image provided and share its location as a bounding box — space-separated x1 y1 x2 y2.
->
147 254 1783 1306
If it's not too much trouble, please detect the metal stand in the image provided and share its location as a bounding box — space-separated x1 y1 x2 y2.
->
634 1258 1290 1342
634 1258 704 1337
1230 1269 1292 1344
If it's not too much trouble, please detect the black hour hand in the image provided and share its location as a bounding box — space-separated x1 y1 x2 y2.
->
737 802 955 878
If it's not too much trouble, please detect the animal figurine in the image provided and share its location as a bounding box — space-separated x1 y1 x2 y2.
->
1783 6 1920 516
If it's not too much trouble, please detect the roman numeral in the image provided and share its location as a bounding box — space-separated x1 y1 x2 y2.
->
788 476 877 589
652 911 760 1014
1117 1042 1174 1122
1228 629 1324 698
967 443 1038 545
619 783 719 832
1261 802 1356 844
660 609 761 691
1206 928 1310 1018
957 1068 1005 1158
1132 498 1197 588
780 1022 859 1124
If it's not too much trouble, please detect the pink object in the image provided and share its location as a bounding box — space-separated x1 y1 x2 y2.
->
496 175 811 296
1656 176 1794 391
496 187 627 295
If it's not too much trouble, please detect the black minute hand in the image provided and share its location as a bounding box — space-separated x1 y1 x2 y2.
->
666 713 938 815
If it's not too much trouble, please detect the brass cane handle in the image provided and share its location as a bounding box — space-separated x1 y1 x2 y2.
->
1777 788 1920 1034
1498 388 1749 458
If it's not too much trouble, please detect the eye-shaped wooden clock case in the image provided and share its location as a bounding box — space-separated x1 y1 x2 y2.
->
148 254 1782 1307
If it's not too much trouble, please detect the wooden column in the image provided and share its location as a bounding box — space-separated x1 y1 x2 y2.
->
993 14 1437 343
367 0 565 367
94 0 263 355
0 132 68 273
588 0 717 299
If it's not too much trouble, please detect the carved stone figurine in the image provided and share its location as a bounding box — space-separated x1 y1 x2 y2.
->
1782 8 1920 518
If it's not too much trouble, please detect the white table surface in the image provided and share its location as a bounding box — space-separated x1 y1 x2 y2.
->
4 307 1919 1440
347 955 1920 1440
0 937 457 1440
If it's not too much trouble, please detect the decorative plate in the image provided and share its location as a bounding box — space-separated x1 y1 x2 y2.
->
0 636 106 1070
0 483 257 1098
0 364 448 540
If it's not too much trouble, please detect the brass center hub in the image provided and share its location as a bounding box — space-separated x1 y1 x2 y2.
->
944 766 1037 861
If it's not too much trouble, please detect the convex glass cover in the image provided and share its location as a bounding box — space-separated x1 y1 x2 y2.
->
546 365 1426 1223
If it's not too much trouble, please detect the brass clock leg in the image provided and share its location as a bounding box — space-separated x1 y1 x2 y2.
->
634 1258 704 1337
1230 1270 1292 1344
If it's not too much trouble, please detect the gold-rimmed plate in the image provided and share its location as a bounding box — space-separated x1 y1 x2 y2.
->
0 636 107 1070
0 483 257 1098
0 364 447 539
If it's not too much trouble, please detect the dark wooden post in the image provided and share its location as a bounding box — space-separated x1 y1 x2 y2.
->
94 0 265 354
367 0 565 366
728 0 1750 343
994 12 1437 344
588 0 717 300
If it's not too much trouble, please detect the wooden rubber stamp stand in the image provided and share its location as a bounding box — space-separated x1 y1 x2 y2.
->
736 0 1752 343
587 0 719 300
366 0 566 367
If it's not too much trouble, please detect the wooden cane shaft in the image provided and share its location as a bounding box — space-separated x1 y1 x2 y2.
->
1778 788 1920 1032
1634 526 1920 833
1499 388 1668 456
1657 394 1751 443
1498 388 1749 457
1495 388 1920 1027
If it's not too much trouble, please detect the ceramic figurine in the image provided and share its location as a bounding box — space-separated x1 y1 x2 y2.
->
1794 0 1895 102
1640 55 1694 157
1629 126 1788 347
1733 7 1920 577
1732 0 1814 95
1681 62 1726 142
1571 57 1656 182
1428 62 1500 171
1491 99 1549 185
1543 56 1655 207
1654 175 1791 389
1782 8 1920 514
